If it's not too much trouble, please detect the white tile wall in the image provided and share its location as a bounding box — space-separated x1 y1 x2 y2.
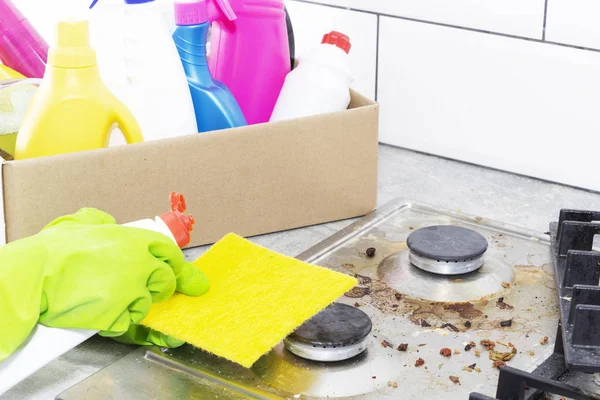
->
289 0 546 39
378 16 600 192
285 1 377 99
545 0 600 50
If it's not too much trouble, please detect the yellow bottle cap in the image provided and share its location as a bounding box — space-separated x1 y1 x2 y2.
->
48 20 97 68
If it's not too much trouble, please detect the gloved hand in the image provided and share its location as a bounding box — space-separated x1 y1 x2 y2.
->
0 208 209 362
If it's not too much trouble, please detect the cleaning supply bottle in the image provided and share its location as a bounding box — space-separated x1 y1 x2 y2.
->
0 0 49 78
89 0 198 145
173 0 246 133
123 192 195 247
0 77 40 157
14 20 143 160
0 64 24 80
206 0 290 125
270 31 353 122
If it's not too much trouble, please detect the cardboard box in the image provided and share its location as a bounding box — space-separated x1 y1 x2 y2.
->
0 90 378 247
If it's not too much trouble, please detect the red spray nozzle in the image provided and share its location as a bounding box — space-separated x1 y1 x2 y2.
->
162 192 196 248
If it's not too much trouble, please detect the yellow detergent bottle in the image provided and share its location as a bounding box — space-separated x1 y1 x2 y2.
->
0 65 24 80
15 20 143 160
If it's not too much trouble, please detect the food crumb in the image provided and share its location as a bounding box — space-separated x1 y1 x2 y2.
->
387 381 398 388
418 344 427 347
508 342 514 347
480 339 496 350
492 360 506 369
465 344 473 352
497 297 514 310
501 282 511 289
354 302 361 307
474 367 481 373
490 347 517 361
449 376 460 384
382 340 393 349
475 350 481 357
464 321 472 328
366 247 376 258
528 351 535 356
463 366 473 372
397 343 408 352
421 319 432 328
500 319 513 327
395 293 402 300
468 363 476 369
540 336 549 345
455 279 463 283
454 349 460 355
372 376 376 379
415 358 425 367
440 348 452 357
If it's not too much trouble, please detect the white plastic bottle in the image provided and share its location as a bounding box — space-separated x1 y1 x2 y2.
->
270 31 353 122
89 0 198 146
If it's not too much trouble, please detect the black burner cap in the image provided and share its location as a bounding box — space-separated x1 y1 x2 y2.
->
407 225 488 261
289 303 372 347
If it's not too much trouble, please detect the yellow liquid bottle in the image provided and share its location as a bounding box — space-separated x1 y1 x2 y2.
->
15 20 143 160
0 65 24 80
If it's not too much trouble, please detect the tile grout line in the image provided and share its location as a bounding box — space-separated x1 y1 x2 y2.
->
289 0 600 54
542 0 549 40
375 14 380 101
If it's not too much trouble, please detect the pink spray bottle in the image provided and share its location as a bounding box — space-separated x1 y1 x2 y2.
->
0 0 48 78
206 0 291 124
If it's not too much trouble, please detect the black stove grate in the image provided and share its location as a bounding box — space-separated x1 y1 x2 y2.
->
470 209 600 400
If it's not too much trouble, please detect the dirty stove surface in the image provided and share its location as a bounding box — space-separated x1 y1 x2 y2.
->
57 199 559 399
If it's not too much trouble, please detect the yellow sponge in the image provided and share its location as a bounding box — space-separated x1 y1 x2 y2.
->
141 233 357 368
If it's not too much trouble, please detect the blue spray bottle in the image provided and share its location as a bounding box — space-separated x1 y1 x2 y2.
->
173 0 247 132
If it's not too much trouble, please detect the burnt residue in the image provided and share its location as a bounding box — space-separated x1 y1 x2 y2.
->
500 319 513 327
365 247 376 258
440 323 460 333
464 321 472 328
344 287 370 298
355 274 372 285
443 303 484 319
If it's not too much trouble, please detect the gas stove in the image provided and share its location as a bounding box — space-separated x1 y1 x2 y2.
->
57 199 600 399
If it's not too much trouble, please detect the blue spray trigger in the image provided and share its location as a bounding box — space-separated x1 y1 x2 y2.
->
89 0 99 9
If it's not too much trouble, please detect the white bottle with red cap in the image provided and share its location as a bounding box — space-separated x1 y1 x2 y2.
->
270 31 353 122
123 191 195 248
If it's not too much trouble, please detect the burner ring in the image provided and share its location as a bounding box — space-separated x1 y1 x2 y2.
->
407 225 488 275
285 303 372 362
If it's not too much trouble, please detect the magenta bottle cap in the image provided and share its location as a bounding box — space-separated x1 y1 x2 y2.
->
174 0 208 26
0 0 25 33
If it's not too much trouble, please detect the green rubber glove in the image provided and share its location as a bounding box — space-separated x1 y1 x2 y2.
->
0 208 209 362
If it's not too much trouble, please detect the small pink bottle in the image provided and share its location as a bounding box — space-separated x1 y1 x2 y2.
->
0 0 48 78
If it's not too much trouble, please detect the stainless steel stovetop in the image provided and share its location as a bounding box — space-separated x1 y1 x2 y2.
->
57 199 562 399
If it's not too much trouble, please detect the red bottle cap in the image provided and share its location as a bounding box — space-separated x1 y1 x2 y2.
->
160 192 196 248
321 31 351 54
